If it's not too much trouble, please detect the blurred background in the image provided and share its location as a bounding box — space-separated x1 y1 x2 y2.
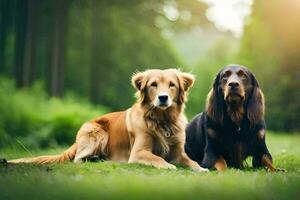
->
0 0 299 149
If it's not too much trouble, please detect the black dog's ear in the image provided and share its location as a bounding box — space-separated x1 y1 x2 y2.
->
247 73 265 126
206 73 224 125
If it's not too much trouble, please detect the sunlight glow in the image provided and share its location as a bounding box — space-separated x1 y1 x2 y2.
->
163 4 180 21
201 0 253 37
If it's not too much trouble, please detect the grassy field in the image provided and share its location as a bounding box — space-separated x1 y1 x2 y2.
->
0 132 300 200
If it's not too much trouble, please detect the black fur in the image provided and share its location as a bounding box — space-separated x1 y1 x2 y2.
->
185 112 272 169
185 64 273 169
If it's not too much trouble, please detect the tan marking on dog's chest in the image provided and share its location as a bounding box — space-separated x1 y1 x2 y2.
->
207 128 217 139
257 129 265 140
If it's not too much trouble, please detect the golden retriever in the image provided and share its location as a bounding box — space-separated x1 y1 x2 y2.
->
8 69 208 172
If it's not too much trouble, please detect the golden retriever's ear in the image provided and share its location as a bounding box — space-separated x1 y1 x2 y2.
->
131 72 146 91
132 71 148 103
177 71 195 104
179 72 195 91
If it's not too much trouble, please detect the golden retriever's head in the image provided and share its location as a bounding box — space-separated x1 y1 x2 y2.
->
132 69 195 109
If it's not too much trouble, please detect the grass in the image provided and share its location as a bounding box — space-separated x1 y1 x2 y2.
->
0 132 300 200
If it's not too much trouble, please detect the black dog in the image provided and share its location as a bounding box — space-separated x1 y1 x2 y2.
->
185 64 284 171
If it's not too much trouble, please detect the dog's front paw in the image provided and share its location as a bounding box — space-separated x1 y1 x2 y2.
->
187 161 209 172
192 165 209 172
165 163 177 170
156 162 177 170
198 167 209 172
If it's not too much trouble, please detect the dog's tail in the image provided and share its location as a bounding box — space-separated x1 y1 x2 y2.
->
8 143 77 164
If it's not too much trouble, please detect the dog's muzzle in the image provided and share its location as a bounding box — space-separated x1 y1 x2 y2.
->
156 93 170 107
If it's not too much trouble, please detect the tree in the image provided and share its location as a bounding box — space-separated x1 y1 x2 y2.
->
0 0 13 74
12 0 40 87
48 0 69 96
238 0 300 131
14 0 28 87
89 0 104 104
23 0 40 86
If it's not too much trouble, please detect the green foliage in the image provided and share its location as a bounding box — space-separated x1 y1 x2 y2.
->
237 0 300 131
1 0 299 135
0 133 299 200
65 0 183 110
186 35 239 119
0 77 109 149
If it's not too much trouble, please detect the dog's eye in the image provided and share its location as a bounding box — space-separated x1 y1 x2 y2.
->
240 74 248 81
150 82 157 87
237 70 247 80
222 75 228 83
169 82 175 87
222 74 228 79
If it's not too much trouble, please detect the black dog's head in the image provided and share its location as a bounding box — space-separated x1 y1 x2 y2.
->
206 64 265 126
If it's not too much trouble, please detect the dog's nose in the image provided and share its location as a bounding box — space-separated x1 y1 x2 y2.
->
228 81 239 88
158 95 168 103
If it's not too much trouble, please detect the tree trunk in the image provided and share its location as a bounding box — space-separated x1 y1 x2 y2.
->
0 0 11 73
90 0 105 103
49 0 68 97
14 0 28 87
22 0 39 86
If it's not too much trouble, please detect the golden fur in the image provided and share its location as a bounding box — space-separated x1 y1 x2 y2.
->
8 69 208 172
